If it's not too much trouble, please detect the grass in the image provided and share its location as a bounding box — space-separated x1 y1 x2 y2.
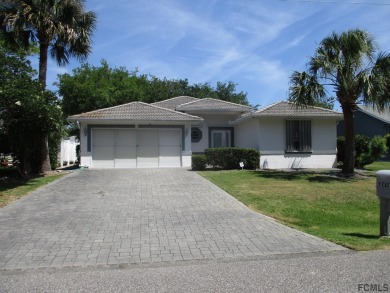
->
0 167 65 208
364 161 390 172
200 168 390 251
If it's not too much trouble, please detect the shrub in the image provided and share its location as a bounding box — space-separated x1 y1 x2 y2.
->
192 155 207 171
370 135 388 160
204 147 259 170
385 133 390 150
338 135 388 169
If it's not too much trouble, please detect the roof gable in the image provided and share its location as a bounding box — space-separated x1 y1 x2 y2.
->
152 96 200 110
68 101 203 122
176 98 253 112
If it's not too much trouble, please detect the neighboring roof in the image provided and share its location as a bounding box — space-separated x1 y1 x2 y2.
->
68 101 203 122
357 105 390 124
152 96 200 110
231 101 343 124
176 98 253 112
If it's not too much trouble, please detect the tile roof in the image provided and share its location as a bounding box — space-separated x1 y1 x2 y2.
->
254 101 342 117
176 98 253 112
152 96 200 110
230 101 342 124
68 102 203 122
358 105 390 124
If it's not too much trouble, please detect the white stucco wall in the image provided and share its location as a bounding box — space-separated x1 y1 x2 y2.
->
258 117 338 169
234 118 260 149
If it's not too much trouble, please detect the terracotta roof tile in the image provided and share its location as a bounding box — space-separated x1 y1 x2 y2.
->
254 101 342 117
68 102 203 122
176 98 253 112
152 96 200 110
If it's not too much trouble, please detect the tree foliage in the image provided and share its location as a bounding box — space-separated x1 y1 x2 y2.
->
57 60 249 117
0 44 64 175
289 29 390 176
1 0 96 173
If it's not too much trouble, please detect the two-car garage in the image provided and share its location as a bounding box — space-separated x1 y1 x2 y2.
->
92 128 182 168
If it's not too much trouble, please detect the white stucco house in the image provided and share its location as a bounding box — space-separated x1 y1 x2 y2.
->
68 96 343 169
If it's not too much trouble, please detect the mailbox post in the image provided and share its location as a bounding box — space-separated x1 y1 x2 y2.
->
376 170 390 236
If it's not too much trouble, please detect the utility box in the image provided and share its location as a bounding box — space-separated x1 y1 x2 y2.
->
376 170 390 236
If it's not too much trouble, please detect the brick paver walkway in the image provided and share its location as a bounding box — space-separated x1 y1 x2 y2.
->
0 169 346 269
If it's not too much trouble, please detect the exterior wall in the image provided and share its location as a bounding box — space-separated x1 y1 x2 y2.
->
191 113 239 153
79 122 92 167
234 118 260 149
337 110 390 138
258 118 338 169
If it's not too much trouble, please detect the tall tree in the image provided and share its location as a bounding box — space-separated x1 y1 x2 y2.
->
0 0 96 172
289 29 390 176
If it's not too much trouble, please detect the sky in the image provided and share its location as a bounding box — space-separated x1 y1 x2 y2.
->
38 0 390 109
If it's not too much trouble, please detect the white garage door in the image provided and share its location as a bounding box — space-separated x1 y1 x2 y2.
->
92 128 182 168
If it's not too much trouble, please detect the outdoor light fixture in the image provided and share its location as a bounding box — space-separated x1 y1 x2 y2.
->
83 126 88 137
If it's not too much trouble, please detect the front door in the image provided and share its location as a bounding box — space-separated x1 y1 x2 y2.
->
211 129 231 148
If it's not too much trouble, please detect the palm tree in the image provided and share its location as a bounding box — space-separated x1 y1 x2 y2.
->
289 29 390 176
1 0 96 172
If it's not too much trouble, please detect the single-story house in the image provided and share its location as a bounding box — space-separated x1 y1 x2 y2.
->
68 97 343 169
337 105 390 138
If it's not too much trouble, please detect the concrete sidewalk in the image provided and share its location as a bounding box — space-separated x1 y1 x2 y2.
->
0 169 346 270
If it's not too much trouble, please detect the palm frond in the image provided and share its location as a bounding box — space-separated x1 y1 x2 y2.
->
288 71 326 107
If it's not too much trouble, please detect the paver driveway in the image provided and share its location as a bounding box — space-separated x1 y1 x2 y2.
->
0 169 346 269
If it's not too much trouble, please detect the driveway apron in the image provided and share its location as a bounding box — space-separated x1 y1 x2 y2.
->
0 169 346 269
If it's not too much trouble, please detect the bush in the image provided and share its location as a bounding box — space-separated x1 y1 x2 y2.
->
204 147 259 170
385 133 390 150
338 135 388 169
370 136 388 160
192 155 207 171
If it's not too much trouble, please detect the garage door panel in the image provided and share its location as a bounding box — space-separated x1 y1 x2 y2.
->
93 129 115 146
159 129 181 167
116 129 136 146
115 146 137 168
159 129 181 146
92 129 115 168
115 129 137 168
137 146 159 167
93 146 115 168
159 146 181 167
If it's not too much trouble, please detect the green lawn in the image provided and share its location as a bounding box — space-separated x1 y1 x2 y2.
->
200 169 390 251
0 168 65 208
364 161 390 172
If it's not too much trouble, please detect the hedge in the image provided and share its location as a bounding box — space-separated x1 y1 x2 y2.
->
192 155 207 171
192 147 259 170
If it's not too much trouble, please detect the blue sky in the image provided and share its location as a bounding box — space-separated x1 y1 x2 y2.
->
40 0 390 109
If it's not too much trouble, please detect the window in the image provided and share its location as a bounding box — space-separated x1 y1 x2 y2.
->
286 120 311 152
210 129 232 148
191 128 202 143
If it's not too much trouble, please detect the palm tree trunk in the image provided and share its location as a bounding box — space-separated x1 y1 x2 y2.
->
342 104 355 176
38 41 52 173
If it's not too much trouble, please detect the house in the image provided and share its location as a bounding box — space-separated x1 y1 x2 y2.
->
337 105 390 138
68 97 343 169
